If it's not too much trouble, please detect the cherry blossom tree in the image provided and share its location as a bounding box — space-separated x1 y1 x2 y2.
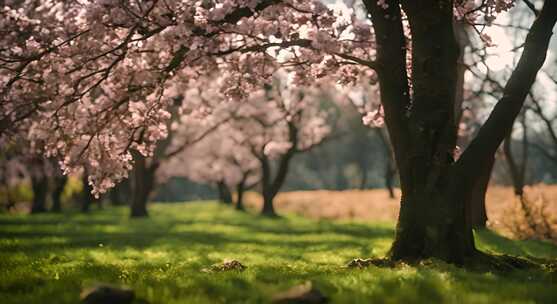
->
2 0 557 264
162 77 332 216
0 136 69 213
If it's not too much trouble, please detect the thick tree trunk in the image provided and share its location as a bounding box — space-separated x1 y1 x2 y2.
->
130 154 157 218
50 175 67 213
130 190 149 217
389 171 476 263
387 0 470 262
362 0 556 263
30 175 48 214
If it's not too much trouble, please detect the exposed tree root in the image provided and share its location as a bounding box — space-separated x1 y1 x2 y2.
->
464 251 542 272
346 250 555 273
345 258 396 269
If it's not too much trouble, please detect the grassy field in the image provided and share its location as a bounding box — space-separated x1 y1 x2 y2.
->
0 202 556 303
243 184 557 239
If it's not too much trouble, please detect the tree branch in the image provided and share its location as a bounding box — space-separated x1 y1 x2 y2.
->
456 0 557 181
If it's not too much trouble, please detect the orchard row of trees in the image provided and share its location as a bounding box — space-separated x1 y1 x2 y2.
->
1 0 557 264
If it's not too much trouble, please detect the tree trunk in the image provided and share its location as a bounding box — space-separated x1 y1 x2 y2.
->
385 165 396 199
504 135 524 196
376 128 397 198
359 163 368 190
258 122 296 217
260 156 278 217
236 182 245 211
30 174 48 214
109 179 130 206
261 192 276 216
217 181 233 204
503 112 528 196
130 153 157 218
386 0 470 262
362 0 557 263
465 155 494 228
50 175 67 213
109 187 119 205
390 185 476 263
81 174 94 213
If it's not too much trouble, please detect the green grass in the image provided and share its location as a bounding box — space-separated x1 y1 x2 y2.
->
0 202 556 303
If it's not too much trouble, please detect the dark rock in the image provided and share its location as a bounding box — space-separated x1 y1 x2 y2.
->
80 284 135 304
272 281 328 304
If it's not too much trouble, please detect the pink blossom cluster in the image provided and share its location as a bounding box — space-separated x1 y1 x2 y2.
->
1 0 515 194
159 74 331 189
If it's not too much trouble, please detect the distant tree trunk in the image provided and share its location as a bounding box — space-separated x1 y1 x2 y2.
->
81 173 94 213
236 181 245 211
376 128 397 198
30 174 48 214
109 179 130 206
503 112 528 197
130 153 157 218
50 175 67 213
359 163 368 190
109 188 119 205
334 163 345 190
261 192 276 216
385 165 396 199
258 122 297 217
217 181 233 204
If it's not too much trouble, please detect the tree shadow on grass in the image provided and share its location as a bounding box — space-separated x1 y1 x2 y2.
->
0 205 394 261
475 228 557 260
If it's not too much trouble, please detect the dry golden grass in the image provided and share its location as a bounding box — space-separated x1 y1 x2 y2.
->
244 184 557 240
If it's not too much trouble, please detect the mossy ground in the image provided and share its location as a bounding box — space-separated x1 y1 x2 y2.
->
0 202 556 303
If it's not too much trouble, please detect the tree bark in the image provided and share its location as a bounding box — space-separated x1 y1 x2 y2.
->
30 174 48 214
258 122 297 216
81 174 95 213
454 19 489 228
217 181 233 205
236 182 245 211
387 0 468 262
50 175 67 213
363 0 557 263
130 153 157 218
261 192 276 216
109 179 130 206
465 155 494 228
